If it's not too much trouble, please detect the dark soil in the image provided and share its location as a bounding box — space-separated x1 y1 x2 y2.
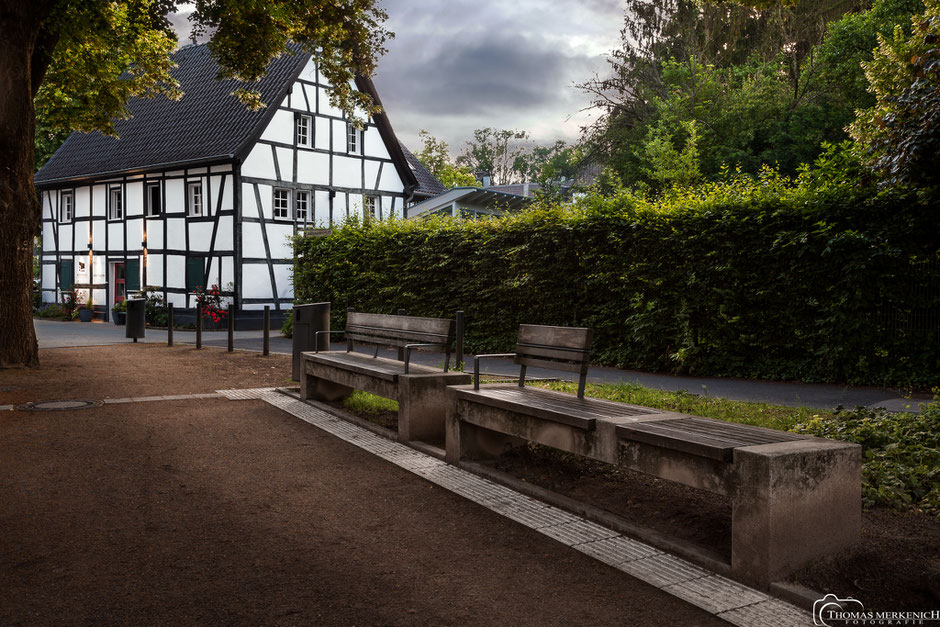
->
489 445 940 612
0 346 723 625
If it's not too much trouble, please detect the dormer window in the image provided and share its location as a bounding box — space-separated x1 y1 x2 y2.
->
347 124 359 154
295 114 311 147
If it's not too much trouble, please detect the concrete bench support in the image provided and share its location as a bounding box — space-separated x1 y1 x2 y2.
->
731 440 861 584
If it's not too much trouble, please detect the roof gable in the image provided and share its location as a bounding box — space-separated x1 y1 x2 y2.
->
35 44 307 186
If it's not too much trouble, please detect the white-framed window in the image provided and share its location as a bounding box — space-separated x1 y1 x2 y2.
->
295 114 311 147
295 191 309 222
187 182 203 217
60 190 73 223
108 186 123 220
146 182 161 217
273 188 291 220
364 195 377 218
347 124 359 154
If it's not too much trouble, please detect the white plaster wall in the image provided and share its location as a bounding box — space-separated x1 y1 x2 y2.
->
210 164 233 173
126 182 143 216
166 218 185 250
242 222 267 259
92 220 106 249
74 222 89 251
255 184 273 220
188 222 214 252
92 185 106 217
41 263 55 290
266 223 293 258
331 119 347 153
296 151 330 186
319 86 342 118
242 264 273 302
165 179 184 213
221 256 235 288
364 160 381 191
76 253 91 283
189 167 208 176
60 224 74 248
75 187 91 218
273 263 293 299
260 106 293 144
302 83 317 112
314 116 330 151
298 57 317 83
276 147 293 182
92 254 106 285
314 190 330 225
107 222 124 251
215 216 234 250
145 218 163 249
146 253 163 287
42 222 55 251
379 166 404 193
242 144 277 180
333 155 362 189
241 183 259 218
165 254 185 290
126 219 143 249
290 83 308 111
363 127 387 159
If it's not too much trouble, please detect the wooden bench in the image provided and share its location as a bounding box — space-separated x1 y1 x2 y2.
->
445 324 861 584
300 312 470 442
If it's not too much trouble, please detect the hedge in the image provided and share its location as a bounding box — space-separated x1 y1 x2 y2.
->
292 182 940 386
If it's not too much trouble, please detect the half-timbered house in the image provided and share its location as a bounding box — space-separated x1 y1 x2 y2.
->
34 43 443 326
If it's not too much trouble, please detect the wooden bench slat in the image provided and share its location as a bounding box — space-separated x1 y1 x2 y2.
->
348 312 454 336
305 351 443 381
347 324 450 343
617 417 807 462
456 385 659 430
516 356 587 373
346 332 450 349
516 343 591 362
518 324 592 350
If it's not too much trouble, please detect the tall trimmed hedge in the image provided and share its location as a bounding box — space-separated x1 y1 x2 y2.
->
293 185 940 386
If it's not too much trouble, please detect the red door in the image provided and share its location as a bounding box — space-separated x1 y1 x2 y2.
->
114 263 126 304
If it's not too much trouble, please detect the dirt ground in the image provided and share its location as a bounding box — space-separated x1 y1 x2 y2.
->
1 346 722 625
347 400 940 612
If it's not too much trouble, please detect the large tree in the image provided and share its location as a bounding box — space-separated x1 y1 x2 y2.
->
0 0 390 367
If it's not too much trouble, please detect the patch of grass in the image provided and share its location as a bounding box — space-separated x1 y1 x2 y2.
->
533 380 833 430
342 390 398 415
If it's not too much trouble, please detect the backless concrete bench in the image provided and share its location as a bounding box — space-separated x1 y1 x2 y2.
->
445 324 861 585
301 312 470 442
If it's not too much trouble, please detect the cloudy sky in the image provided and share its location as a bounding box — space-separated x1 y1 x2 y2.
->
171 1 624 156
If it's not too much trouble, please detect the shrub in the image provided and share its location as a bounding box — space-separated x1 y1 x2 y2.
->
281 309 293 338
293 180 940 386
794 401 940 514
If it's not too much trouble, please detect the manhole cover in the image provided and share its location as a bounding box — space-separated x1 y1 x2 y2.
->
19 399 103 411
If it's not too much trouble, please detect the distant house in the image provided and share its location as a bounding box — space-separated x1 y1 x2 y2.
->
405 186 533 219
34 43 442 325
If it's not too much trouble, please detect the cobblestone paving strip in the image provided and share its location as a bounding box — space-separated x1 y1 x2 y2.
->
232 388 813 625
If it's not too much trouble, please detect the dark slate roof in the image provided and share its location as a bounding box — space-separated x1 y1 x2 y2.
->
36 44 308 186
400 143 446 198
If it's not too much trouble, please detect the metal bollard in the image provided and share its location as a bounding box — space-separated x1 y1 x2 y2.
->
196 304 202 349
456 310 465 369
397 308 406 360
263 305 270 356
168 304 174 347
228 303 234 352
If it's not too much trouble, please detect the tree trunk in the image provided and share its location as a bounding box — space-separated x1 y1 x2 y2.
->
0 8 47 368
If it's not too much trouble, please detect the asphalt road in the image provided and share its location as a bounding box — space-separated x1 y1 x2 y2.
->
34 318 931 412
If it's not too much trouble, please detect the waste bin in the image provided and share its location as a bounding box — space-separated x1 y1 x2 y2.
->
125 298 146 341
292 302 331 381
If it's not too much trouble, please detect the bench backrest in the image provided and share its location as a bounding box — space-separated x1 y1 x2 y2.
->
515 324 592 398
346 312 456 368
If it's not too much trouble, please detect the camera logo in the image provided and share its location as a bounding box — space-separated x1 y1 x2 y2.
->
814 594 865 626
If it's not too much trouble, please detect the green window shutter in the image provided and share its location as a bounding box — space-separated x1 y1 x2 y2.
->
60 260 74 291
186 257 205 291
125 258 140 293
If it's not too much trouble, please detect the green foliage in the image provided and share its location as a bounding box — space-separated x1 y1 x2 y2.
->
111 300 127 313
293 178 940 387
342 390 398 415
456 128 530 185
795 401 940 514
850 0 940 188
138 285 166 326
281 309 293 338
413 130 478 188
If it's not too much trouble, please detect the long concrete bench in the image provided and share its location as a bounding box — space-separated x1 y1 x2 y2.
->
301 312 470 442
445 324 861 585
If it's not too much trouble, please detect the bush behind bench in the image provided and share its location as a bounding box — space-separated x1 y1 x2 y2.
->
293 185 940 387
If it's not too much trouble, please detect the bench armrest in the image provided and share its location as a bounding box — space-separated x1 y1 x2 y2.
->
314 330 345 353
473 353 517 390
403 343 447 374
